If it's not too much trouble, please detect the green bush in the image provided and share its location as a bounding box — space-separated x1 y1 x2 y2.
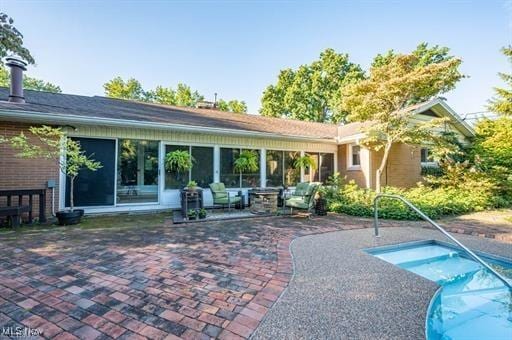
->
328 180 507 220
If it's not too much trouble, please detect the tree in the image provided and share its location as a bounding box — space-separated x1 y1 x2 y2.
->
339 53 464 192
175 83 203 107
216 99 247 113
489 46 512 116
0 65 61 93
148 85 176 105
260 48 364 123
9 126 101 211
103 77 147 101
0 13 34 65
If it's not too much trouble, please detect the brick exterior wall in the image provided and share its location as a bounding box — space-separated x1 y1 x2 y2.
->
0 122 60 221
337 144 369 188
370 143 423 188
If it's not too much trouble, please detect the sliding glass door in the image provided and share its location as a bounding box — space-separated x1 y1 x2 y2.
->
117 139 159 204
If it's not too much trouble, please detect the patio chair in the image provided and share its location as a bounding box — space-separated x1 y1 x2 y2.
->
209 182 242 211
285 182 321 217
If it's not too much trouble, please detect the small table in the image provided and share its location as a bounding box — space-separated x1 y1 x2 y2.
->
248 190 279 215
180 188 204 217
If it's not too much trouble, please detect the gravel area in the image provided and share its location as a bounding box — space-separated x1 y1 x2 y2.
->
252 227 512 340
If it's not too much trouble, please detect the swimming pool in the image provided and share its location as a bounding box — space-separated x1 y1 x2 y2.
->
366 240 512 340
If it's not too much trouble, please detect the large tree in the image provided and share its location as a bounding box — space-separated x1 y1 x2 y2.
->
489 46 512 116
103 77 147 101
0 12 34 65
260 48 364 123
0 65 61 93
216 99 247 113
104 76 248 111
339 52 464 192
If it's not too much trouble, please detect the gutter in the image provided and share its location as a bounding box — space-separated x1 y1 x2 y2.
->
0 109 338 144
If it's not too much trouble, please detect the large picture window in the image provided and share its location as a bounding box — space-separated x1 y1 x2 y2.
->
304 152 319 182
117 139 159 204
165 145 214 190
302 152 335 184
266 150 300 187
220 148 260 188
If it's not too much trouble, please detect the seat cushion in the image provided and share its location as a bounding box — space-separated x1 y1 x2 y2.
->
209 182 226 193
285 197 309 209
293 182 310 196
214 196 241 205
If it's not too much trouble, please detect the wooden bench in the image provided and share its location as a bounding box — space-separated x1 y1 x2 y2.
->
0 205 31 227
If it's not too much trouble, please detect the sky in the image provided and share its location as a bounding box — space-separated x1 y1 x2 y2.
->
3 0 512 119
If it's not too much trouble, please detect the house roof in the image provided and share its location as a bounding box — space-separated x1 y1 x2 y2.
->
0 88 338 141
0 88 474 143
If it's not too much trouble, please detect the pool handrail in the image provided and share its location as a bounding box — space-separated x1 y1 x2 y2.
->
373 193 512 289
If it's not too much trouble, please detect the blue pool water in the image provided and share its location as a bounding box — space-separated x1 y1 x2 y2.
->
367 241 512 340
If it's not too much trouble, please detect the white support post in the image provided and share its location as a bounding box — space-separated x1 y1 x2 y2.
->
260 148 266 188
300 150 305 183
213 146 220 183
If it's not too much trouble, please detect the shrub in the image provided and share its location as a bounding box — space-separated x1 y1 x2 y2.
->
328 180 505 220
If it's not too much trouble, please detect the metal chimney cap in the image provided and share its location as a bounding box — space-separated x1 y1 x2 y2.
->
5 56 27 70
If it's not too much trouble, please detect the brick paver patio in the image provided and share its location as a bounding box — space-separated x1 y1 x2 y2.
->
0 213 510 339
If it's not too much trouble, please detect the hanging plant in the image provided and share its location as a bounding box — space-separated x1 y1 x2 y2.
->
294 155 317 171
165 150 194 173
234 150 259 174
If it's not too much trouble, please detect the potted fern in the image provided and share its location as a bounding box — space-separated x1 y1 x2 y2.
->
234 150 259 180
9 126 102 225
294 154 317 181
165 150 194 188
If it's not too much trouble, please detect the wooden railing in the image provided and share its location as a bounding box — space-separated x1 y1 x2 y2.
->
0 189 47 224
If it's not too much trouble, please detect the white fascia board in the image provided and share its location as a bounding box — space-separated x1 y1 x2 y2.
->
0 109 338 144
412 99 475 137
336 133 366 144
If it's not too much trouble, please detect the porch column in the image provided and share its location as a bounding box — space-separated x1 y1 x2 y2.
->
213 146 220 183
300 150 305 182
260 149 266 188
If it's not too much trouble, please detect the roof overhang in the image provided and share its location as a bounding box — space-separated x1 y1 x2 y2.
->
0 109 338 144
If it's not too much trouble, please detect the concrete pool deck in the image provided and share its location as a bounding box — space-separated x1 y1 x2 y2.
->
252 227 512 339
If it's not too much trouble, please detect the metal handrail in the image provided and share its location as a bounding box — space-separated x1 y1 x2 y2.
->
373 193 512 289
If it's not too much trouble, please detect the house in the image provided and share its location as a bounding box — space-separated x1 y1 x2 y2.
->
0 59 474 216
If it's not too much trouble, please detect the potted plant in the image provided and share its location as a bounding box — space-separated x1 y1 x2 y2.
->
234 150 259 181
187 209 197 220
186 180 198 191
294 155 317 181
198 208 207 219
165 150 194 174
9 125 102 225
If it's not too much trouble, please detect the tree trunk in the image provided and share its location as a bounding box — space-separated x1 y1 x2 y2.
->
69 176 75 211
375 142 393 194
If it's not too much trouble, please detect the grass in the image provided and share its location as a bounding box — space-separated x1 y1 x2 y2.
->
0 211 169 236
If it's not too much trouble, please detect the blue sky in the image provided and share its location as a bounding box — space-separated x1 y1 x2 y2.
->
3 0 512 119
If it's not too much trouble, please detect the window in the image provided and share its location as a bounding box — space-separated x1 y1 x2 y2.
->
266 150 284 187
319 153 334 184
284 151 300 187
165 145 214 189
420 147 435 164
265 150 301 187
348 144 361 169
303 152 335 183
118 139 159 203
220 148 260 188
304 152 319 182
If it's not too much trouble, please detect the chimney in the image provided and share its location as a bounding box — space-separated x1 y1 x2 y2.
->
6 56 28 103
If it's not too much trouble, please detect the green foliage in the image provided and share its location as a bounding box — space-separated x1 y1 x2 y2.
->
0 13 34 65
340 45 464 192
293 155 317 171
187 180 198 188
488 46 512 116
216 99 248 113
328 181 504 220
9 125 102 210
104 77 246 112
198 208 207 218
103 77 147 101
260 48 364 123
234 150 259 174
0 65 61 93
165 150 194 173
421 165 444 177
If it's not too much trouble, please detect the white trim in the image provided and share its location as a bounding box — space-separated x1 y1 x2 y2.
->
213 146 220 182
0 109 338 144
260 148 266 188
300 151 305 182
347 143 362 170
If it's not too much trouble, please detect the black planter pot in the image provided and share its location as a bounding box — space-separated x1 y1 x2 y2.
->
56 209 84 225
315 198 327 216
